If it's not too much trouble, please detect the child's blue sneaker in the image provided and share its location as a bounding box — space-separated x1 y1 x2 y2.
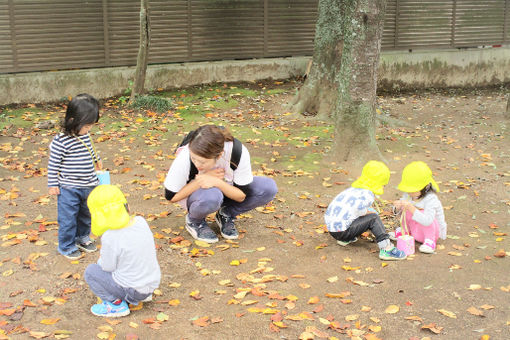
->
91 299 130 317
379 247 407 260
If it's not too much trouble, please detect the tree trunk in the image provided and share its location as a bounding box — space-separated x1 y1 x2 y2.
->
129 0 150 104
506 93 510 119
288 0 387 163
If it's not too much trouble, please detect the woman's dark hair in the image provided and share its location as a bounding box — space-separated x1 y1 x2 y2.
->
418 183 435 199
62 94 100 135
188 125 233 159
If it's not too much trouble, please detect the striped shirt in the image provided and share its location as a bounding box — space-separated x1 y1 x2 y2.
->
47 133 99 188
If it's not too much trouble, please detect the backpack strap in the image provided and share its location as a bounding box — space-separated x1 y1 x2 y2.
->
230 138 242 171
187 157 198 183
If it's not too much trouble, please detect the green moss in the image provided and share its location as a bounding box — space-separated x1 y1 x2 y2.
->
0 107 48 129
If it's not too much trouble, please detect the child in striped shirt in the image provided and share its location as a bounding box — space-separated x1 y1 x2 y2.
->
48 94 102 260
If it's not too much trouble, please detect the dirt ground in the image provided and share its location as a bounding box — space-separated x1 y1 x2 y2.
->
0 80 509 340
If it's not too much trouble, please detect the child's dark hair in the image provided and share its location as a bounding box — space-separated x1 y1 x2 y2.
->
418 183 435 199
63 94 100 135
188 125 233 159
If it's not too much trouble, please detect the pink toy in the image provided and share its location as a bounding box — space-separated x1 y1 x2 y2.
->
396 214 415 255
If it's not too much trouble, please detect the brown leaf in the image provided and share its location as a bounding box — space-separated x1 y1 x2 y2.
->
192 316 210 327
494 249 506 258
271 312 283 322
421 323 443 334
466 306 484 317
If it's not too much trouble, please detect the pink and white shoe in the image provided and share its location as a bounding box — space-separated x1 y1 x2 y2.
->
388 228 402 241
419 239 436 254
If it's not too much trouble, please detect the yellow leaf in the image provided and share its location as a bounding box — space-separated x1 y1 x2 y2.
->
438 309 457 318
345 314 359 321
230 260 240 266
168 299 180 306
368 325 381 332
40 318 60 325
2 269 13 277
319 317 330 325
241 300 258 306
97 332 110 339
157 312 169 322
168 282 181 288
129 322 138 328
468 284 482 290
194 240 211 248
326 276 338 283
97 326 113 332
385 305 400 314
307 296 320 304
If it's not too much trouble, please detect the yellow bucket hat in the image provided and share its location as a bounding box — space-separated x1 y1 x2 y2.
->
87 185 130 237
398 161 439 193
351 160 390 195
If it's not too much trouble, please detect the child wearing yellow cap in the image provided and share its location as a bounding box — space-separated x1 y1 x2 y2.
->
324 161 406 260
392 161 447 254
84 185 161 317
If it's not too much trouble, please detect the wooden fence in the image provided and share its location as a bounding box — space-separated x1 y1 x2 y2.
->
1 0 509 74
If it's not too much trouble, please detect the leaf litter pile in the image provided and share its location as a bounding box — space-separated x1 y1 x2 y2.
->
0 81 509 339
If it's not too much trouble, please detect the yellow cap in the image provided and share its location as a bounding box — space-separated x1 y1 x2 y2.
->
398 161 439 193
87 185 130 237
351 160 390 195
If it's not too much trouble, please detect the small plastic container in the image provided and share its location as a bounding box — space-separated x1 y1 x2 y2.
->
397 234 415 255
96 170 110 185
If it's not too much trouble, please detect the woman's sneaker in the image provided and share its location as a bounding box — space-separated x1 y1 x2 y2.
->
215 209 239 240
76 240 97 253
185 216 219 243
388 228 402 241
379 247 407 260
336 237 358 247
63 250 82 260
91 299 130 317
419 239 436 254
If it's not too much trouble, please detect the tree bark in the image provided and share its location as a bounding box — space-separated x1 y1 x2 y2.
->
506 93 510 119
129 0 150 104
288 0 387 163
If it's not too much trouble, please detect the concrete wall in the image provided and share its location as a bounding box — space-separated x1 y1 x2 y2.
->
378 47 510 91
1 47 509 105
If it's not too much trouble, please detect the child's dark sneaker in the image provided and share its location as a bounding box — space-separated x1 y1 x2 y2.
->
336 237 358 247
141 294 153 302
215 209 239 240
185 215 219 243
76 240 97 253
63 249 82 260
91 299 130 317
379 247 407 260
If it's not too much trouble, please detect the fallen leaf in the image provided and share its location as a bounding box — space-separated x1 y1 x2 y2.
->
438 309 456 318
466 306 484 317
385 305 400 314
40 318 60 325
192 316 210 327
421 323 443 334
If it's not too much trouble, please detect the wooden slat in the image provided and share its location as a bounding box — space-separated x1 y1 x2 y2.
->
2 0 510 73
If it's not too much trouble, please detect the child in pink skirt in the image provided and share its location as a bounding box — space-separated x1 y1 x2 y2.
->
391 161 447 254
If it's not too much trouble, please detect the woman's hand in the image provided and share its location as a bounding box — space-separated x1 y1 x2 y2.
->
195 174 222 189
49 187 60 195
96 160 103 171
204 168 224 179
